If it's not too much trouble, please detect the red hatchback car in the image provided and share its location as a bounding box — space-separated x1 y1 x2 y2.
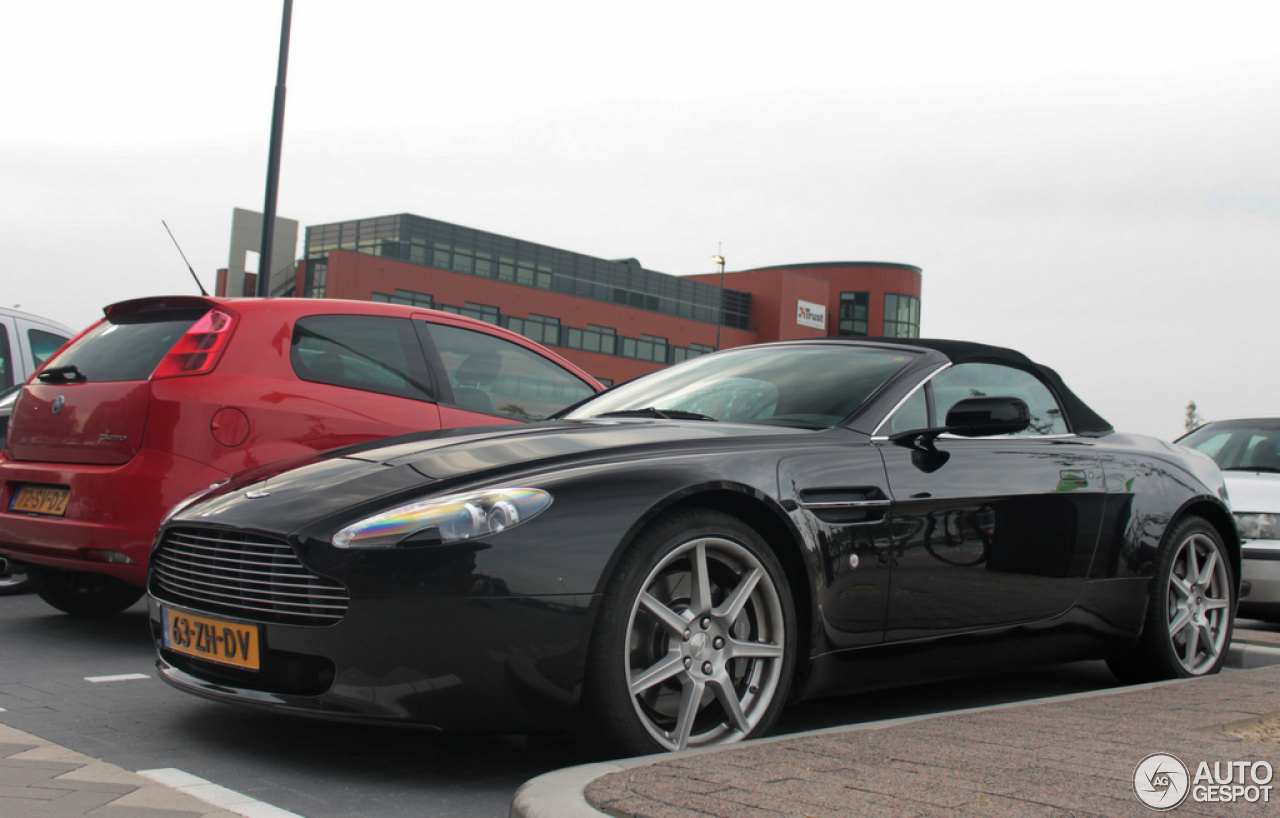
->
0 295 600 616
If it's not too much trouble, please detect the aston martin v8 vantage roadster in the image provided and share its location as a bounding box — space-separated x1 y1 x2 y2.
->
147 339 1238 756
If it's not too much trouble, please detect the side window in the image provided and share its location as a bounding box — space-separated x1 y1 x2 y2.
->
291 315 435 401
424 323 595 421
28 328 71 370
0 325 12 390
885 387 929 435
930 363 1067 436
1239 434 1280 470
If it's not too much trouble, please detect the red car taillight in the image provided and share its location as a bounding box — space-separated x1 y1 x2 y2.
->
153 309 237 379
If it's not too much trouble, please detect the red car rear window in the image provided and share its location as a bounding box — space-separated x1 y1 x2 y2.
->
41 309 205 383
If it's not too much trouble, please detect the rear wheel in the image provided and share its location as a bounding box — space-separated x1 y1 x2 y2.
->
1107 516 1235 683
583 509 796 756
30 567 144 617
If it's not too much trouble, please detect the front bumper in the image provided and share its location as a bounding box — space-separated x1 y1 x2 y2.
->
1239 540 1280 620
148 591 596 733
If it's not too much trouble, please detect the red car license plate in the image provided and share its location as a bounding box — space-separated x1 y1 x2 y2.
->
10 485 70 516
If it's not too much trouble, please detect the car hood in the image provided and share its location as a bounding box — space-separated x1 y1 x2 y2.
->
357 418 799 478
170 419 808 535
1222 470 1280 514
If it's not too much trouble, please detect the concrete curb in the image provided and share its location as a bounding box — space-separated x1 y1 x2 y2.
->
509 761 632 818
1228 640 1280 669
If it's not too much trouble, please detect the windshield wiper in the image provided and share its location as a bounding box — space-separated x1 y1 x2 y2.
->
37 365 87 383
597 407 717 421
1224 466 1280 474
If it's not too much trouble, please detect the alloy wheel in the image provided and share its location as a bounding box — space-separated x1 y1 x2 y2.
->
1165 531 1232 675
624 535 787 751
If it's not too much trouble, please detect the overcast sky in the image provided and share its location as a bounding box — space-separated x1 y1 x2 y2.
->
4 1 1277 439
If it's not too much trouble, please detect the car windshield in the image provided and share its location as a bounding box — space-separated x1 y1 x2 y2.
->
1179 421 1280 472
564 345 918 429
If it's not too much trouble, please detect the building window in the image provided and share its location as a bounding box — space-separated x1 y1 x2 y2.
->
465 303 501 325
498 256 516 282
440 302 501 325
839 292 869 336
506 314 561 347
373 289 434 308
565 324 617 355
883 294 920 338
671 343 714 364
451 248 474 274
433 242 451 268
307 260 327 298
620 334 669 364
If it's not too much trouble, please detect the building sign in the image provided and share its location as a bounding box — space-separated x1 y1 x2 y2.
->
796 300 826 330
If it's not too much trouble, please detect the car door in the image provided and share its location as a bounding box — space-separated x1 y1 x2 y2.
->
779 444 895 649
876 362 1107 640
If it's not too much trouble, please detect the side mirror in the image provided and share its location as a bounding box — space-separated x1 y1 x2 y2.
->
945 396 1031 437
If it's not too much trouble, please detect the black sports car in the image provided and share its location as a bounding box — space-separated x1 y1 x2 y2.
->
147 339 1238 756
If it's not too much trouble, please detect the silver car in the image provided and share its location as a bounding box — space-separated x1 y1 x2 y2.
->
1179 418 1280 621
0 306 76 594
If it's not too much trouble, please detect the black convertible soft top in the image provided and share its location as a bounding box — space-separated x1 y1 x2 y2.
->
860 337 1115 436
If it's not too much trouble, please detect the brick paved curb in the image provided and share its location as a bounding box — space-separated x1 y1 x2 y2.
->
513 654 1280 818
581 667 1280 817
0 722 240 818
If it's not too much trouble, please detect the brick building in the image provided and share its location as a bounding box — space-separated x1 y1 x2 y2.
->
225 213 923 385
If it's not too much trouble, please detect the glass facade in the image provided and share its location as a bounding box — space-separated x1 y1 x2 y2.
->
305 214 751 330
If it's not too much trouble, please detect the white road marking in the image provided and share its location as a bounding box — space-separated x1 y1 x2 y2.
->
139 768 305 818
84 673 151 683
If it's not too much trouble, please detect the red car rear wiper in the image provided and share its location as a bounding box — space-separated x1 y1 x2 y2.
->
36 365 87 383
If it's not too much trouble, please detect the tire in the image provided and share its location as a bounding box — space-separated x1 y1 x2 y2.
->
29 567 145 617
582 508 796 756
1107 516 1235 683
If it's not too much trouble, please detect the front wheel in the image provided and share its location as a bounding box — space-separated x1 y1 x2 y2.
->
583 509 796 756
30 567 145 617
1107 516 1235 683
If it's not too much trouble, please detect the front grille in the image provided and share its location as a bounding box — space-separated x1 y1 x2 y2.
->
150 527 349 627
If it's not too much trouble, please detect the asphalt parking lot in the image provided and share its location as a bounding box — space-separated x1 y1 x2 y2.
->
10 595 1264 816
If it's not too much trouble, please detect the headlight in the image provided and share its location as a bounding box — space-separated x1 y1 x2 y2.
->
1234 512 1280 541
332 488 552 549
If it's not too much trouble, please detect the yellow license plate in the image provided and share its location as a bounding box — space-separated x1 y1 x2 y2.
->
10 485 70 516
161 607 261 671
